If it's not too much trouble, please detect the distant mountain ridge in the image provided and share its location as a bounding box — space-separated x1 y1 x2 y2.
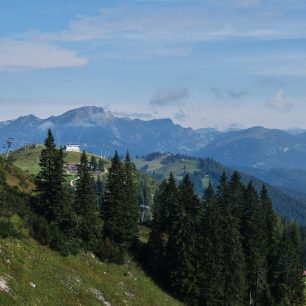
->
2 106 306 194
0 106 215 155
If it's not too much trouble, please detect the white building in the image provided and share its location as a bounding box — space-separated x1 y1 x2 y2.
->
65 144 81 152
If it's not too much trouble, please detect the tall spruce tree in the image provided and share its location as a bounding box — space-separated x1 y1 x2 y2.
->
229 171 245 220
242 182 268 305
103 151 138 246
198 182 224 305
122 152 139 244
166 174 200 305
74 151 102 248
35 129 67 224
260 185 279 304
146 173 178 277
219 173 247 306
161 172 178 234
97 158 104 172
272 223 305 305
90 155 97 171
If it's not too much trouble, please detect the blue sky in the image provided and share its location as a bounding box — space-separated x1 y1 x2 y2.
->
1 0 306 129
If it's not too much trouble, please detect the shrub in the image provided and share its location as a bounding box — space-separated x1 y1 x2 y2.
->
0 218 23 239
96 238 127 264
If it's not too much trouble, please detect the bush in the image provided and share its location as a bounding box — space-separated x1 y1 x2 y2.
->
0 218 23 239
31 215 80 256
96 238 127 264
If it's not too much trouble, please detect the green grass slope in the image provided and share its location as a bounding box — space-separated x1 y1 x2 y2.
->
0 236 181 306
0 157 34 193
7 145 110 175
134 153 209 189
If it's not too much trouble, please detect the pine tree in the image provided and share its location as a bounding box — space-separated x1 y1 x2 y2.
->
260 185 279 304
90 155 97 171
146 173 177 278
122 152 139 244
96 175 104 197
103 151 138 246
229 171 245 220
198 182 224 305
74 151 102 248
97 158 105 172
217 171 229 209
146 222 165 277
161 172 178 234
242 182 268 305
166 174 200 305
35 129 66 223
219 173 247 306
272 224 305 305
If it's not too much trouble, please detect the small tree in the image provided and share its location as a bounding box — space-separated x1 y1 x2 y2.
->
90 155 97 171
97 158 104 172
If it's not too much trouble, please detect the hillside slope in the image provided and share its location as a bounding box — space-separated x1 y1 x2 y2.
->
7 144 110 176
0 235 181 306
0 157 180 306
135 153 306 224
0 157 34 193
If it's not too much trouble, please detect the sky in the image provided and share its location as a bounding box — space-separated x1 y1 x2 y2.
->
1 0 306 130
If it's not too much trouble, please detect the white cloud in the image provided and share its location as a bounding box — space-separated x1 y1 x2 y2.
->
150 88 189 106
0 39 87 71
23 5 300 48
265 90 293 111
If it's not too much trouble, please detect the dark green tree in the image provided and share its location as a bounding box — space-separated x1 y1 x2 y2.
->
90 155 97 171
96 175 104 197
260 185 279 304
35 129 67 223
166 174 200 305
103 151 138 246
198 182 224 305
242 182 268 305
229 171 245 220
219 173 247 306
74 151 102 248
159 172 178 234
122 152 139 244
146 174 178 277
272 224 305 305
97 158 105 172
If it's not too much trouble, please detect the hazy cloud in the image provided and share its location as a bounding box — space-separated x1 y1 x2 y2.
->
112 111 153 120
211 87 224 99
212 88 249 100
228 90 249 99
150 87 189 106
174 110 188 121
0 39 87 71
265 90 293 111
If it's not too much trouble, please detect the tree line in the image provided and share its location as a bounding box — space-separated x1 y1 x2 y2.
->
32 129 139 259
0 129 304 305
146 172 305 305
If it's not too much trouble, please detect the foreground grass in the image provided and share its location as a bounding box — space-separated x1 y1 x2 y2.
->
0 237 181 306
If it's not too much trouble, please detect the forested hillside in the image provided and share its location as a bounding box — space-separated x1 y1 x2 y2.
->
135 153 306 224
0 131 180 305
0 129 304 305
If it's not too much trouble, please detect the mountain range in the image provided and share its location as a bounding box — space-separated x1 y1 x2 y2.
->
2 106 306 194
0 106 213 156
